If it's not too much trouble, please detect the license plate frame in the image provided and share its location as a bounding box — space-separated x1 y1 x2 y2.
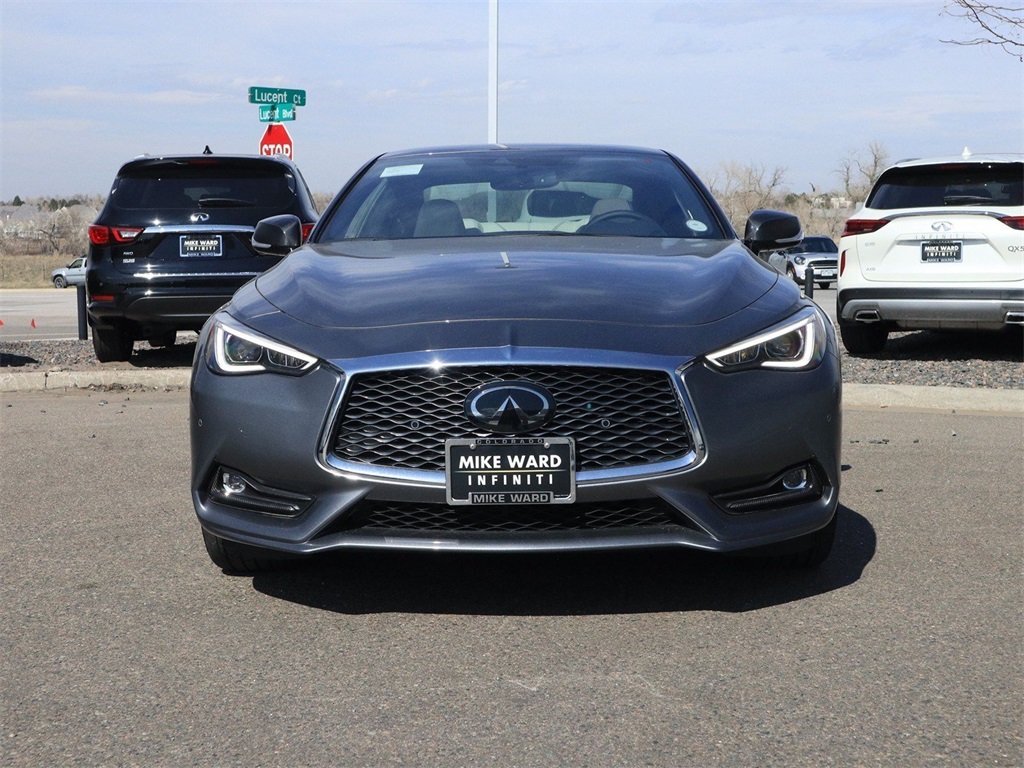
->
445 437 576 505
921 241 962 263
180 234 223 258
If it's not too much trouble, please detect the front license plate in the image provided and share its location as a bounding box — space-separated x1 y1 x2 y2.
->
921 241 962 263
816 269 836 278
445 437 576 505
180 234 223 258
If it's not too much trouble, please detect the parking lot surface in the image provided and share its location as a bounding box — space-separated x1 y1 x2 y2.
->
1 389 1020 766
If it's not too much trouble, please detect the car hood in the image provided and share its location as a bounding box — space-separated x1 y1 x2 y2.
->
236 236 797 361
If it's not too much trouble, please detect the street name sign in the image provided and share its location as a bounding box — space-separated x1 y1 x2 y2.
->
248 86 307 107
259 104 296 122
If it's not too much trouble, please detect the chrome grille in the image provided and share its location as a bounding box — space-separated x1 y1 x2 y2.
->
333 365 692 471
322 500 689 534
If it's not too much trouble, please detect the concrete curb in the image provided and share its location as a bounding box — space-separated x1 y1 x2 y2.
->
0 369 1020 413
0 369 191 392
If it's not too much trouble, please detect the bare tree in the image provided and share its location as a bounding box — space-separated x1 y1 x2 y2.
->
835 141 890 204
705 161 788 234
35 207 89 256
942 1 1024 61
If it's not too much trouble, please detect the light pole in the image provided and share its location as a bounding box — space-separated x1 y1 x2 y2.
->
488 0 498 144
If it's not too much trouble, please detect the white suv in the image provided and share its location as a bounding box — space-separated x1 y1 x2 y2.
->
836 152 1024 353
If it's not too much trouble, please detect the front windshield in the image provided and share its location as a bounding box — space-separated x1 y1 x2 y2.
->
318 149 727 241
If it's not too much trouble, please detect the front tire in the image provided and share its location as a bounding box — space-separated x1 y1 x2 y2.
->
839 319 888 354
772 512 837 568
92 326 134 362
202 530 285 574
53 276 67 289
147 330 176 348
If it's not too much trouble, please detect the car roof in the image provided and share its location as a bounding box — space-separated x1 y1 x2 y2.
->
116 154 301 174
887 152 1023 170
378 144 670 160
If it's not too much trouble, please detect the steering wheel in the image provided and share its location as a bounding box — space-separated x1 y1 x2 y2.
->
578 210 667 236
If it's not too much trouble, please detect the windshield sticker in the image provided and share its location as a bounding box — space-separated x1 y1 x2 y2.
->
381 164 424 178
686 220 709 233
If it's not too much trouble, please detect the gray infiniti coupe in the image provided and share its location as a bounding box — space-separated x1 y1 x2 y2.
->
190 145 841 573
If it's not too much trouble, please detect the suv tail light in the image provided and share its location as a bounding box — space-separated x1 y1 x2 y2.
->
999 216 1024 231
89 225 144 245
301 223 315 242
841 219 889 237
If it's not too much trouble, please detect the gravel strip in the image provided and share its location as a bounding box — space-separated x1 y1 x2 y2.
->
1 329 1021 389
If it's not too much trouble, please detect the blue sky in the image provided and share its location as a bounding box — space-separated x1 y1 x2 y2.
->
1 0 1021 199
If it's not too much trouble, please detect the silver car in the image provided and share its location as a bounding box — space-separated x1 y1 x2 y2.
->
51 255 87 288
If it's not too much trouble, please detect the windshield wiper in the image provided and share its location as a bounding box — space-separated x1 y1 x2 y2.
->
943 195 992 206
198 197 254 208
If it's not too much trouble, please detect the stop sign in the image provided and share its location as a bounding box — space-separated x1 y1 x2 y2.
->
259 124 293 159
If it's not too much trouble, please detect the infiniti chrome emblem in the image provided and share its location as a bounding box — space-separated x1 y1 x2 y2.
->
931 221 953 232
190 212 210 223
465 381 555 434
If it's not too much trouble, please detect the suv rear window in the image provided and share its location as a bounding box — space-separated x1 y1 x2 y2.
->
110 164 298 210
867 162 1024 209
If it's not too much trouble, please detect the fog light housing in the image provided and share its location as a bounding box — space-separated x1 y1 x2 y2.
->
220 471 248 495
208 466 314 517
782 468 810 491
712 463 824 514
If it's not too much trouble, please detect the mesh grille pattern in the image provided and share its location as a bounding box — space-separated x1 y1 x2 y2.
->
325 500 687 534
333 366 692 471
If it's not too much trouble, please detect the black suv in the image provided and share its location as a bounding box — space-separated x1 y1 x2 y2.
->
86 154 318 361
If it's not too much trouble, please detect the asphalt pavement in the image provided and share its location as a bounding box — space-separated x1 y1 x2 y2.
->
1 389 1021 766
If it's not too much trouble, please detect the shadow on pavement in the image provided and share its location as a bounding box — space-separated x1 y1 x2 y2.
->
852 328 1023 363
252 505 875 616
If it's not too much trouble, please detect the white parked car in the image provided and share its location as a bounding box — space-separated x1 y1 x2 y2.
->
767 235 838 289
52 255 87 288
836 151 1024 353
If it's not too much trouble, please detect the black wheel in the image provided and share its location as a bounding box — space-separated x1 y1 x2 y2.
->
771 512 837 568
53 275 67 289
839 319 888 354
817 282 832 290
202 530 285 574
147 330 176 348
92 326 134 362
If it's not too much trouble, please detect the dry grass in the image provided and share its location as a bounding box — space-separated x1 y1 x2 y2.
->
0 249 74 288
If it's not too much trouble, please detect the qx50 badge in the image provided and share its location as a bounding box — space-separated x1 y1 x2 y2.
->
465 381 555 434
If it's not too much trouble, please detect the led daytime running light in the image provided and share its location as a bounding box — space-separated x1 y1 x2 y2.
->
706 310 825 371
212 322 317 375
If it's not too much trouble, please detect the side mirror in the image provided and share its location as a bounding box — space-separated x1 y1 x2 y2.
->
252 214 303 257
743 210 802 256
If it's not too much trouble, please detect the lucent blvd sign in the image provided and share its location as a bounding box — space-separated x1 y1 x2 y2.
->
249 86 306 159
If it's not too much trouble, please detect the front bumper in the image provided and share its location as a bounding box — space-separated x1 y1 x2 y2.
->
190 334 842 557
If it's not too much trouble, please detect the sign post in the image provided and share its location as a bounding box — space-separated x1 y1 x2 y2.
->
259 124 294 159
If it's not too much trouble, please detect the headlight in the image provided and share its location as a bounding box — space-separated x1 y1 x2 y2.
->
705 307 827 372
208 319 317 376
793 255 806 265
